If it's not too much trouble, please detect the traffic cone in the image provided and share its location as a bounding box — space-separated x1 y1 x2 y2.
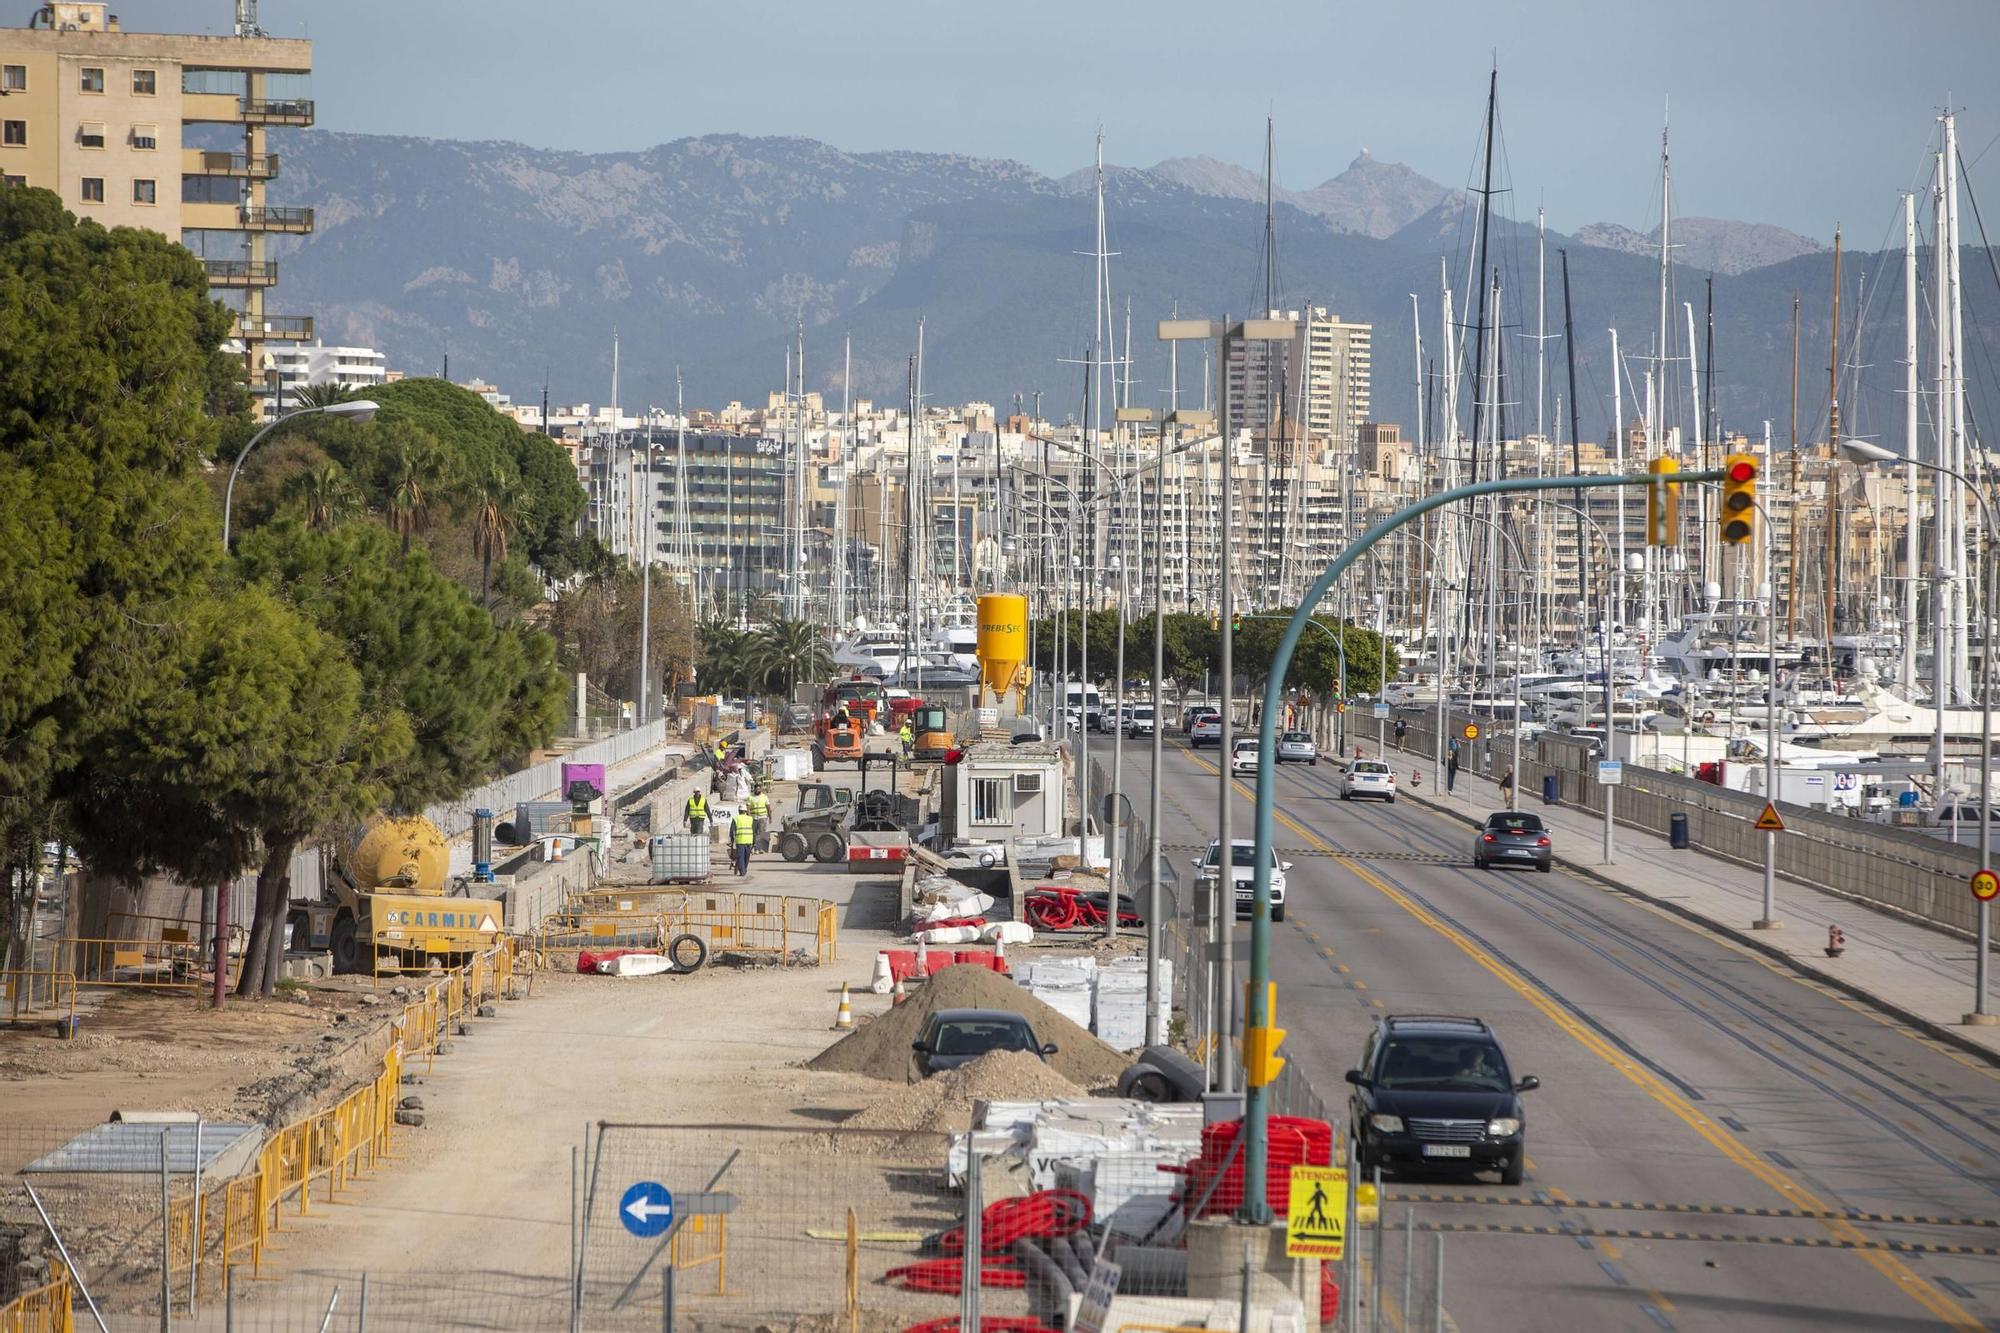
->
994 937 1007 969
891 975 907 1006
869 951 894 995
834 981 854 1030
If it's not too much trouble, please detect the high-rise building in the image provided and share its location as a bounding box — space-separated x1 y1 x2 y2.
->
0 2 314 396
1222 306 1372 456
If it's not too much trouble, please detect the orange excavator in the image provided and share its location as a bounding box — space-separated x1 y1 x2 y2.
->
911 703 953 761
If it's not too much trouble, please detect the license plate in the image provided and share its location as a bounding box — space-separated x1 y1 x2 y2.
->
1505 848 1534 857
1422 1144 1472 1158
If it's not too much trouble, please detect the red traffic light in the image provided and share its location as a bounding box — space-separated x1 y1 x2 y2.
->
1726 459 1757 483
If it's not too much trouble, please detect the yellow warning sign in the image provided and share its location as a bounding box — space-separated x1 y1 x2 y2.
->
1462 722 1481 741
1754 803 1785 833
1286 1164 1347 1259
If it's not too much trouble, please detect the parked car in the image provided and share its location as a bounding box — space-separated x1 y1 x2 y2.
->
1190 714 1223 747
1472 811 1554 871
1345 1013 1538 1184
1230 738 1260 776
1193 838 1290 922
1182 706 1219 735
1123 704 1157 737
911 1008 1057 1077
1339 759 1397 802
1277 730 1319 765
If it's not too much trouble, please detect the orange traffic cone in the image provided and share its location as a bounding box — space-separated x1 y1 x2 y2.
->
834 981 854 1030
891 975 907 1006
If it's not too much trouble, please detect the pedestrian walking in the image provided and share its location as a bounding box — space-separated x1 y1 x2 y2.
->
1499 768 1516 802
899 719 914 757
730 808 755 877
1394 717 1407 745
684 790 708 837
745 787 771 852
1446 736 1461 793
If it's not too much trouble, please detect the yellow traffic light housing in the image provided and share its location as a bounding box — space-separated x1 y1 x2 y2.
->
1645 456 1680 547
1242 981 1285 1086
1720 454 1759 545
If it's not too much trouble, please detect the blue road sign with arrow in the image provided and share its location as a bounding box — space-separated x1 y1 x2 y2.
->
619 1181 675 1238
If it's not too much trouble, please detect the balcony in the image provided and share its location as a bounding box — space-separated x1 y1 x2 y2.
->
181 202 314 233
240 205 313 233
180 94 316 127
182 150 279 180
231 314 312 342
204 259 277 288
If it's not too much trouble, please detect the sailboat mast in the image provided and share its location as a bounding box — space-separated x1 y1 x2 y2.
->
1655 111 1672 461
1467 70 1497 481
837 335 851 633
1902 192 1919 695
1786 294 1801 642
1611 326 1625 627
1561 250 1587 644
1944 112 1971 705
1536 208 1547 442
1825 227 1842 644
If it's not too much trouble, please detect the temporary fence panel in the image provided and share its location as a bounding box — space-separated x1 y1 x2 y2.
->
0 971 75 1035
0 1259 72 1333
51 936 237 992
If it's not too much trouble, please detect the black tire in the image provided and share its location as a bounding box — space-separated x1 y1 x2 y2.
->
666 933 708 972
1129 1070 1174 1103
286 912 310 952
812 833 846 864
1500 1149 1525 1186
1537 861 1553 874
1309 758 1317 767
1386 795 1397 804
1272 904 1286 923
329 916 359 974
1340 789 1351 801
778 832 808 863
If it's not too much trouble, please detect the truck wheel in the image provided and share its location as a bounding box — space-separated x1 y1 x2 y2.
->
329 917 359 974
286 912 310 952
1129 1070 1174 1103
778 832 808 862
813 833 846 864
667 933 708 972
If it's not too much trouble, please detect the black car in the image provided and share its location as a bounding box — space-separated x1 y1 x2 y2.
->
1345 1014 1538 1185
1473 811 1553 871
911 1007 1057 1077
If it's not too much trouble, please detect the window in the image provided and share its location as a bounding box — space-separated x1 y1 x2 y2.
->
1 121 23 147
79 177 103 203
1 66 24 93
970 776 1013 825
3 175 23 188
131 178 154 205
79 67 103 94
77 122 104 149
130 124 157 151
131 68 156 96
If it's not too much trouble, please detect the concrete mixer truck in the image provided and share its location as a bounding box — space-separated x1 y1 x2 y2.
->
287 816 505 974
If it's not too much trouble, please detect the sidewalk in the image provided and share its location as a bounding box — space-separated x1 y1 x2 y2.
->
1378 741 2000 1063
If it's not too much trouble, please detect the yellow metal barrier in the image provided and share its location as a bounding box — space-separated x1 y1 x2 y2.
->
0 1258 73 1333
669 1209 727 1294
817 903 839 963
53 936 235 991
0 970 76 1035
104 910 248 951
544 892 837 963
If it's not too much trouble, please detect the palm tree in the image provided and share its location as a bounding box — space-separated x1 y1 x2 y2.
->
467 467 528 606
290 382 357 410
284 462 360 532
385 438 446 555
698 618 752 696
749 618 834 701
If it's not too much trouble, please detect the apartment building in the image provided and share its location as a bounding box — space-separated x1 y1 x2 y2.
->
1222 306 1373 456
0 2 314 394
260 341 389 411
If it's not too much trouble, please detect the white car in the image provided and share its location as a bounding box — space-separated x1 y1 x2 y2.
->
1194 838 1291 922
1123 704 1156 737
1340 759 1398 802
1230 738 1260 776
1190 716 1223 748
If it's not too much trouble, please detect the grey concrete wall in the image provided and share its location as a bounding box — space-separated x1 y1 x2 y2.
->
1392 713 1985 938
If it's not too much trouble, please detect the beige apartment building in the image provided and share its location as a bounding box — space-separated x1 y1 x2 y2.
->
0 2 313 389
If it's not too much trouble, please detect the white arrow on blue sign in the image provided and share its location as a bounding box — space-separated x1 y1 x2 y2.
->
619 1182 675 1238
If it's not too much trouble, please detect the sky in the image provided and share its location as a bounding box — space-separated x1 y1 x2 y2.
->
147 0 2000 240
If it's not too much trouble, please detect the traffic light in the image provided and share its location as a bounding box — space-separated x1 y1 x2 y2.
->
1720 454 1759 545
1242 982 1285 1086
1645 456 1680 547
1231 611 1243 635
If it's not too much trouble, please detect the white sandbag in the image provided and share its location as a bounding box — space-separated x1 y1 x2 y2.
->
921 892 995 923
915 925 980 945
982 921 1034 945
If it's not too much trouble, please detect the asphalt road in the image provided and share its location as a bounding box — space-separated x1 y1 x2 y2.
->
1130 734 2000 1333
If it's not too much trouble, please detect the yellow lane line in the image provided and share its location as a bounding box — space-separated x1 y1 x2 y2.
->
1173 743 1980 1329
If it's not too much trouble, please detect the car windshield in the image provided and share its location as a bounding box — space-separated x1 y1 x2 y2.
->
1352 762 1389 774
1283 732 1312 743
1487 814 1545 833
1375 1037 1510 1092
1206 843 1270 869
931 1019 1035 1057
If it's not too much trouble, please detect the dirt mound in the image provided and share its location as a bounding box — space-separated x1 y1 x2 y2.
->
846 1049 1082 1136
807 963 1130 1089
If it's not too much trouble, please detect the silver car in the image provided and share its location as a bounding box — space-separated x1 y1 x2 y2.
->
1277 730 1319 765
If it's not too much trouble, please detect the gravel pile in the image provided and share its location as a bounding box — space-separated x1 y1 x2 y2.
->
807 963 1130 1088
845 1050 1082 1136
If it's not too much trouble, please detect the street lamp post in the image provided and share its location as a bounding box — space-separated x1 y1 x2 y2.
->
1841 438 1995 1024
220 398 381 549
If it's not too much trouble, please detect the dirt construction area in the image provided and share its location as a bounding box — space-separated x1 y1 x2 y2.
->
1 841 1144 1331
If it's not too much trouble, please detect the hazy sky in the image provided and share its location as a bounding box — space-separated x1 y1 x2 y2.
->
151 0 1997 239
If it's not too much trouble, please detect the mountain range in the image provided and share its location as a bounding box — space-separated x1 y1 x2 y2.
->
266 131 1992 446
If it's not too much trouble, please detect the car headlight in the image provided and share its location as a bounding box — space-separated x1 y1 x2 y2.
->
1368 1114 1404 1133
1486 1117 1521 1137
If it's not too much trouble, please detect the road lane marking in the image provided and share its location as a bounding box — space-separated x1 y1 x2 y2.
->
1169 744 1985 1331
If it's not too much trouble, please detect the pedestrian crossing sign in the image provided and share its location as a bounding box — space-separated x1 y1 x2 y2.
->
1286 1164 1347 1259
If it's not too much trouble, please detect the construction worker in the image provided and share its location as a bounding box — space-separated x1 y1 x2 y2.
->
712 741 728 768
899 718 914 757
684 789 708 837
745 786 771 853
729 807 755 877
832 705 852 729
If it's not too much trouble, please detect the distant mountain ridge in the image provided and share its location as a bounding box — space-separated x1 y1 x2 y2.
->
264 130 1989 443
1574 218 1828 276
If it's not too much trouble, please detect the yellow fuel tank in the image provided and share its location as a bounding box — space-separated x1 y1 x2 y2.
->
977 593 1028 702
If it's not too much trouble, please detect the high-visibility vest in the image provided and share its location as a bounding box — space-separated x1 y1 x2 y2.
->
685 793 707 818
730 812 755 845
745 793 770 817
899 723 913 742
713 745 727 763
